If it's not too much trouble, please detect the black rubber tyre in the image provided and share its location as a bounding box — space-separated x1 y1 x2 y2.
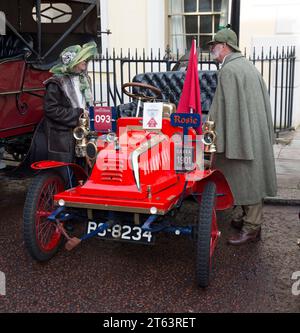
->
23 171 65 262
196 181 216 288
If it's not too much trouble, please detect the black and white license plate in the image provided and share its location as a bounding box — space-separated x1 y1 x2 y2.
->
86 221 155 244
174 146 194 171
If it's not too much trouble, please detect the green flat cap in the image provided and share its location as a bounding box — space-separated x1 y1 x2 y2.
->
207 28 240 52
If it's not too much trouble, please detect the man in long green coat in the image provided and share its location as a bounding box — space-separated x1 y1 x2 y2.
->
207 28 277 245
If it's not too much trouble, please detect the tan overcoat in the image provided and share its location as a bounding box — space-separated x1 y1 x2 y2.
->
209 53 277 205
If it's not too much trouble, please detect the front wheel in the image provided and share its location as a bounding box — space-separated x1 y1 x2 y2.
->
23 171 65 262
196 181 218 288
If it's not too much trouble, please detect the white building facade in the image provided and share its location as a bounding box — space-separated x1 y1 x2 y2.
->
99 0 300 128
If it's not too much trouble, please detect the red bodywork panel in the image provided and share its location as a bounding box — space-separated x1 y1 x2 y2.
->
51 118 233 215
0 59 51 139
31 161 88 182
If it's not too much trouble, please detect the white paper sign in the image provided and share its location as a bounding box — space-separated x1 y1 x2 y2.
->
142 103 163 130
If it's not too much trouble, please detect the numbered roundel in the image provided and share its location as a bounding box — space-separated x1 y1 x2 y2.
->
94 106 113 132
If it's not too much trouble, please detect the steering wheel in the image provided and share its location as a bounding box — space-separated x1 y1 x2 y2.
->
122 82 162 101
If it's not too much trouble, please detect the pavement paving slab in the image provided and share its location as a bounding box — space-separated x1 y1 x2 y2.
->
266 127 300 205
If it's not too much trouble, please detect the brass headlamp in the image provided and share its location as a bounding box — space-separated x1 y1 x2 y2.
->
73 113 89 140
73 126 89 141
73 112 90 158
202 120 217 153
73 111 99 166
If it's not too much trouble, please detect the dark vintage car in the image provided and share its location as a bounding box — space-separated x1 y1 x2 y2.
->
0 0 100 174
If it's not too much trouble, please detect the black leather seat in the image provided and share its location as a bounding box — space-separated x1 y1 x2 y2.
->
118 70 218 118
0 34 33 60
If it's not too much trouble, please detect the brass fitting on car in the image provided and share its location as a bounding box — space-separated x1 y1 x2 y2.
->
202 120 217 153
73 112 90 158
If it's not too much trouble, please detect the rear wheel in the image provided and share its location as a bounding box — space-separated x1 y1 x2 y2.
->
196 181 218 288
23 171 65 261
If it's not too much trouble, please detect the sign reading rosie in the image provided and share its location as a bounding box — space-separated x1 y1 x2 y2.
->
171 113 201 171
171 113 201 129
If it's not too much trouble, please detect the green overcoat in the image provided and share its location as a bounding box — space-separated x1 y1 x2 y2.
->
209 53 277 205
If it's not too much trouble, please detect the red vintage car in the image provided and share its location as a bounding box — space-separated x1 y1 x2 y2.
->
23 82 233 288
0 0 99 172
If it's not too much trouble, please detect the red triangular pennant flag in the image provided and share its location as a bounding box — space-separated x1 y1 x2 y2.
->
177 39 202 134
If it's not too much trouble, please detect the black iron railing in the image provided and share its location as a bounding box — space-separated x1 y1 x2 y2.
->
248 46 296 136
89 45 296 135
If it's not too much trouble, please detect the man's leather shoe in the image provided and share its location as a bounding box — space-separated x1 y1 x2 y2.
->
227 228 261 246
231 218 244 230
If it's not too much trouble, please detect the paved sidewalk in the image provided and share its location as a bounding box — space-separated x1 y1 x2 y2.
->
265 126 300 205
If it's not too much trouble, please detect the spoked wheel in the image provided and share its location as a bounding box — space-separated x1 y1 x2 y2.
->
23 171 65 262
196 181 218 288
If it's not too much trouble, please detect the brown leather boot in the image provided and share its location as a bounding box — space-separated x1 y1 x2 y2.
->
227 228 261 246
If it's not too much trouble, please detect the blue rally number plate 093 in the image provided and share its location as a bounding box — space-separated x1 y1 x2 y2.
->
86 221 155 244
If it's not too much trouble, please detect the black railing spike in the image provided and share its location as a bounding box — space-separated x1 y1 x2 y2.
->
267 47 272 96
165 44 172 60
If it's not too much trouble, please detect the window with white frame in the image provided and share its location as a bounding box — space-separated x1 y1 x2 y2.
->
168 0 230 55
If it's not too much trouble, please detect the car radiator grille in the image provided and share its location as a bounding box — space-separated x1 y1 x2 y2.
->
100 159 124 182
